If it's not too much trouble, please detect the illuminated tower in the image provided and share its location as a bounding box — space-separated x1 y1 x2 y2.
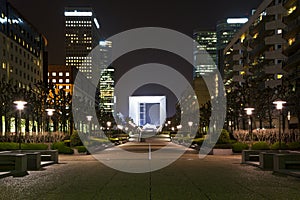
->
64 7 101 79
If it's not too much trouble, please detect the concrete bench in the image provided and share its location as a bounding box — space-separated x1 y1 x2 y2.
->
242 150 262 163
13 150 58 168
259 150 291 170
274 154 300 172
0 154 28 177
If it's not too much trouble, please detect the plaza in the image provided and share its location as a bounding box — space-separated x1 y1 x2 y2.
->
1 142 300 200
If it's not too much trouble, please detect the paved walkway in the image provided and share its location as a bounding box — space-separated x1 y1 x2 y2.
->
1 144 300 199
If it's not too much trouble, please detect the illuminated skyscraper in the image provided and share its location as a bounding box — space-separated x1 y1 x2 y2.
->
99 40 114 113
64 7 101 79
193 30 217 78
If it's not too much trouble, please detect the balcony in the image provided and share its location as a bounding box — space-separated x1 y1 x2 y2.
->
233 75 245 83
233 43 245 51
265 49 287 60
265 20 286 30
284 50 300 69
265 35 286 45
284 35 300 55
233 54 243 61
265 79 282 88
264 63 286 74
266 4 287 15
233 64 243 71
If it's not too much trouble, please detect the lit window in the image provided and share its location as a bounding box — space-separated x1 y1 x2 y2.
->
277 29 282 34
52 72 56 76
66 79 70 83
277 74 283 79
288 37 296 46
66 86 70 89
288 6 297 15
52 79 56 83
59 79 63 83
59 86 63 89
59 72 63 76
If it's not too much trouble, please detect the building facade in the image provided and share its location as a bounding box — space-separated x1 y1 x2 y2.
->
99 66 115 113
223 0 300 129
48 65 73 94
217 18 248 76
193 30 217 78
0 0 47 88
64 7 101 79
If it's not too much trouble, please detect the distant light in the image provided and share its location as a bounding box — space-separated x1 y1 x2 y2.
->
94 18 100 29
64 10 93 17
227 18 248 24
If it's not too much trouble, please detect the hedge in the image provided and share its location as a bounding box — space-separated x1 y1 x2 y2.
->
0 142 48 150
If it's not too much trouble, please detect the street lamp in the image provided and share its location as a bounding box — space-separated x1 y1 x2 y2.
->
273 100 286 149
46 108 55 135
244 108 254 146
287 111 291 131
86 115 92 135
188 121 193 134
14 100 27 150
106 121 111 138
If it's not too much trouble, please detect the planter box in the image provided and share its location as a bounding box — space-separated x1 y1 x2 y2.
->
213 149 233 155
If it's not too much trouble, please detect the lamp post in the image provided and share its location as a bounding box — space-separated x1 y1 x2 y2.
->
86 115 92 135
273 100 286 150
13 100 27 150
287 111 291 130
106 121 111 138
46 108 55 136
244 108 254 146
188 121 193 136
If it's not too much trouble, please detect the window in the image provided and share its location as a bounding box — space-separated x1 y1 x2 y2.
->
66 79 70 83
52 79 56 83
66 86 70 89
59 79 63 83
277 29 282 34
52 72 56 76
59 72 63 76
66 72 70 76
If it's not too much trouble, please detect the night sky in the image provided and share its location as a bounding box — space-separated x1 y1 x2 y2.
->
8 0 262 116
9 0 262 65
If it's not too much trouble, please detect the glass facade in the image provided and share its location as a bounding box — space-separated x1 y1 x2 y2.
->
64 7 100 79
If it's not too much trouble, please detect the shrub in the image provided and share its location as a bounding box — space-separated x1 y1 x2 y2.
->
251 142 270 150
0 142 18 150
192 138 204 146
217 129 231 144
76 146 87 153
232 142 249 153
287 142 300 150
22 143 48 150
51 142 74 154
70 131 83 147
0 142 48 150
270 142 288 150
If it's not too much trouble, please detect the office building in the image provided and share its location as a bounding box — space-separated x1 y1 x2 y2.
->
99 66 115 113
48 65 73 94
64 7 101 79
193 30 217 78
217 17 248 76
98 40 115 113
0 0 47 88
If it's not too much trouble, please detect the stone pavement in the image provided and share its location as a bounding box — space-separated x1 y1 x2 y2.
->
1 143 300 200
